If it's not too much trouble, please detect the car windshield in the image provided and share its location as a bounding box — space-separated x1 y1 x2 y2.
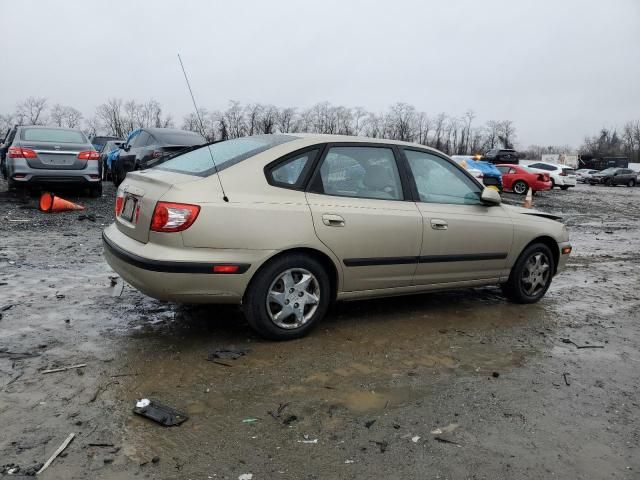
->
22 128 86 143
599 168 617 174
156 135 297 176
154 131 206 146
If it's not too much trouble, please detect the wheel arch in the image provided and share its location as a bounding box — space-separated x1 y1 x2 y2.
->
521 235 560 274
243 247 341 304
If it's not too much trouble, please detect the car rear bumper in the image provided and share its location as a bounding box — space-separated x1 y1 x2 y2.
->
531 180 552 191
9 158 100 184
102 224 271 304
555 176 577 186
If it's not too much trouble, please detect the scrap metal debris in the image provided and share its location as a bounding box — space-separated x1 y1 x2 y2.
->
133 398 188 426
430 423 459 435
207 347 249 361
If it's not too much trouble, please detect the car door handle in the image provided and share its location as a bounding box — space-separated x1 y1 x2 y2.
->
322 214 345 227
430 219 448 230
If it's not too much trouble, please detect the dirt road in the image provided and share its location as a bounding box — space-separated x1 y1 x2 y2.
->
1 181 639 479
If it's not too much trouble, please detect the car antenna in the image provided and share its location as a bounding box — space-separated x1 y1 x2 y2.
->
177 53 229 202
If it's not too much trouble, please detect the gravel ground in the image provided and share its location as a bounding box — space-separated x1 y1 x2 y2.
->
0 180 639 479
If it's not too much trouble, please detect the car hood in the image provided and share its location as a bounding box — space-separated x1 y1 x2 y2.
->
503 205 563 222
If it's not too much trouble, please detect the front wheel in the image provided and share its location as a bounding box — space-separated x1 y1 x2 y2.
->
501 243 555 304
244 254 331 340
628 179 636 187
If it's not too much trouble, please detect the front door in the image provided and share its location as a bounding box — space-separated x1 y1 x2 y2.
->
402 149 514 285
306 145 422 292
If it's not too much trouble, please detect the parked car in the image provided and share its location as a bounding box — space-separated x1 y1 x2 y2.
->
0 126 101 196
451 156 503 190
90 135 121 153
526 162 577 190
496 164 552 195
588 167 637 187
103 134 572 340
483 148 519 165
112 128 206 186
100 140 124 180
575 168 599 183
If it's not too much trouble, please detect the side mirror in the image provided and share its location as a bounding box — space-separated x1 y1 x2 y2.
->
481 187 502 205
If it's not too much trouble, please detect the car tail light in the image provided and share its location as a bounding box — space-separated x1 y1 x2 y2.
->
8 146 37 158
115 194 124 216
152 151 164 159
150 202 200 232
78 150 100 160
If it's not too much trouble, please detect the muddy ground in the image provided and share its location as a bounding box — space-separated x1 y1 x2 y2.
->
0 179 639 480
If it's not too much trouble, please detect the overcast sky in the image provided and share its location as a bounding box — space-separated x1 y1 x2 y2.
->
1 0 638 147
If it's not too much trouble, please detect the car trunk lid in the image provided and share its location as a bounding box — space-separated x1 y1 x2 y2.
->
19 141 90 170
115 169 203 244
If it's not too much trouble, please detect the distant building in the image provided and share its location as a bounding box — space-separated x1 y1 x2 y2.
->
578 155 629 170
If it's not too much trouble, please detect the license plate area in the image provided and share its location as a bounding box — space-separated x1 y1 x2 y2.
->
121 196 138 222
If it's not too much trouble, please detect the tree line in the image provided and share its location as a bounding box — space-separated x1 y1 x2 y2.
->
2 96 639 161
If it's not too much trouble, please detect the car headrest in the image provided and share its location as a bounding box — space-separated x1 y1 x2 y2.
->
363 165 390 189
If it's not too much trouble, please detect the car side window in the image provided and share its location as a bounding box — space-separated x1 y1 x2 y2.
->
497 166 509 174
509 167 517 174
269 150 318 188
312 146 402 200
404 149 482 205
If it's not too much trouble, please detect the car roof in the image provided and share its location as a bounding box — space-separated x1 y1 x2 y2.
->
145 127 203 135
286 133 446 155
18 125 83 132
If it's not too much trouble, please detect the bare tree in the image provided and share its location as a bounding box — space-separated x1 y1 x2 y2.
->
15 97 48 125
50 104 83 128
498 120 516 149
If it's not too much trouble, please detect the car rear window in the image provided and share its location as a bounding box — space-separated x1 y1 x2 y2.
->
22 128 86 143
156 135 297 176
562 168 576 174
154 131 206 146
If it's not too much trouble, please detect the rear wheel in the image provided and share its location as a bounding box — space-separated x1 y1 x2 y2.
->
560 185 569 190
513 180 528 195
550 178 556 189
604 178 613 186
628 179 636 187
501 243 555 304
244 254 331 340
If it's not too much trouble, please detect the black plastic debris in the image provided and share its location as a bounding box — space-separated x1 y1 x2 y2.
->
207 347 249 362
133 399 188 426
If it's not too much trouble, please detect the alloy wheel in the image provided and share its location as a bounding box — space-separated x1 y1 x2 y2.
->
513 181 527 194
521 252 551 296
266 268 320 329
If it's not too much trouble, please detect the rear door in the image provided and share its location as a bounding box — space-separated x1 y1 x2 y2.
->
19 128 90 170
402 148 513 285
306 144 422 292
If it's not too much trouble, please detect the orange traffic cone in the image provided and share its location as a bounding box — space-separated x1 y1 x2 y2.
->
523 188 533 209
39 192 85 213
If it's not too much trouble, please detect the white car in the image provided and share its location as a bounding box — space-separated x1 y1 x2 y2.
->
527 162 577 190
575 169 599 183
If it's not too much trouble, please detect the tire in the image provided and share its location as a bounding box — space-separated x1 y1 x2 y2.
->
550 179 555 189
243 254 331 340
560 185 569 190
512 180 528 195
604 178 612 186
628 179 636 187
89 182 103 198
501 242 555 304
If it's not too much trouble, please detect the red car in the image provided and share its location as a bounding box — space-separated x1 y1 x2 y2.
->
497 164 552 195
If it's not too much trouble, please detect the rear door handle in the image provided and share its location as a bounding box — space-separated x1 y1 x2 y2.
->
430 219 448 230
322 214 345 227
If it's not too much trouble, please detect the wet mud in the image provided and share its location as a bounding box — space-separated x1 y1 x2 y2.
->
1 181 639 479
